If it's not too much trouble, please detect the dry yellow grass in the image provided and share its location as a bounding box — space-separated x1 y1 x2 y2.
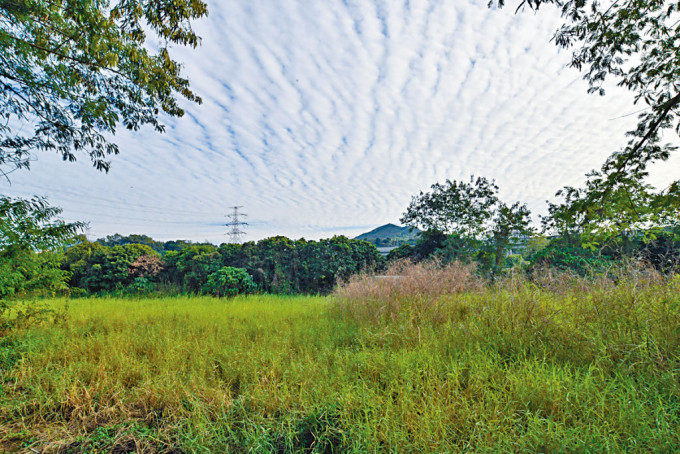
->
0 269 679 452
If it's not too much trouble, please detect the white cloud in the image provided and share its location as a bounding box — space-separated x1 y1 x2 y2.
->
3 0 677 242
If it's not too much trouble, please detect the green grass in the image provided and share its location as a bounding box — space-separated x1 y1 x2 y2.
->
1 276 680 452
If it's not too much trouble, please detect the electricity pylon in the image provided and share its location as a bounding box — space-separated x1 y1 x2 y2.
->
225 206 248 243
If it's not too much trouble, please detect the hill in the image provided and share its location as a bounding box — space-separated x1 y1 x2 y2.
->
355 223 419 246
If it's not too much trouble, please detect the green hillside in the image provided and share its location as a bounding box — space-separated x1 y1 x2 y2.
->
355 223 419 246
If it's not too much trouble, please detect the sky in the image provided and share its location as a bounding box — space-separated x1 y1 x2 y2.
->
3 0 678 243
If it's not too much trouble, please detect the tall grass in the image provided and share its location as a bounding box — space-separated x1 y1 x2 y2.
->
335 260 483 325
1 265 679 452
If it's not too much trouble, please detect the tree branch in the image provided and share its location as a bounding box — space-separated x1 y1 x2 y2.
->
5 32 138 82
614 91 680 174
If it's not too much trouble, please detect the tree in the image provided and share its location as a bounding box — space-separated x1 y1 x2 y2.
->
128 253 164 280
490 201 533 270
496 0 680 185
295 237 383 293
0 196 83 298
401 177 499 238
543 168 680 250
494 0 680 238
164 244 220 293
63 242 159 292
386 243 414 262
202 266 256 297
401 177 533 272
61 239 105 287
97 233 165 254
245 236 300 293
1 0 208 176
1 195 84 253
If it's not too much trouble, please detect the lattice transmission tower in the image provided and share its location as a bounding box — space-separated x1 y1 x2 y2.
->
225 206 248 243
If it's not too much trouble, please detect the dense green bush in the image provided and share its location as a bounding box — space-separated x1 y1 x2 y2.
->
202 266 256 297
62 242 160 293
1 196 81 300
0 251 70 299
528 239 614 275
164 244 221 293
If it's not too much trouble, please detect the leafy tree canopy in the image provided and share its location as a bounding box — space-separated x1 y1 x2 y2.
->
0 0 208 176
496 0 680 176
0 195 83 300
400 176 534 273
96 232 165 254
543 169 680 249
0 195 84 253
495 0 680 241
401 176 500 238
202 266 256 297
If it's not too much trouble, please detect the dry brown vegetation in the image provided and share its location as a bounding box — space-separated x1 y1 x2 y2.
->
335 259 483 324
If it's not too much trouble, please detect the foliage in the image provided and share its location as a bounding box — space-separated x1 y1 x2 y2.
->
0 195 84 252
0 0 207 176
63 241 159 292
162 239 196 252
0 250 70 300
412 229 449 260
98 233 165 254
128 254 164 280
386 242 414 262
96 233 204 254
164 244 220 293
544 165 680 250
497 0 680 190
0 196 82 300
490 201 533 270
432 232 481 265
296 236 384 293
128 276 155 294
528 237 615 275
202 266 256 297
400 177 533 273
494 0 680 246
61 239 105 286
216 236 384 294
401 176 499 237
243 236 299 293
61 234 383 296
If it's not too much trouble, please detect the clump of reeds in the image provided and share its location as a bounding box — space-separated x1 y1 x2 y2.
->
334 259 483 325
335 258 680 372
506 258 667 295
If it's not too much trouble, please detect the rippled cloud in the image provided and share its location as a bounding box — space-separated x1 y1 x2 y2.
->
4 0 677 242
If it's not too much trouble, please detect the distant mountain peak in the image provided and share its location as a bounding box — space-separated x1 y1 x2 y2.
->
355 224 419 246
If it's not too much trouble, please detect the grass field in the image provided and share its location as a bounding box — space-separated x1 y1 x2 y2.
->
1 266 680 452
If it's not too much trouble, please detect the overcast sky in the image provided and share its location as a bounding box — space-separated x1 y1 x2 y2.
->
3 0 678 243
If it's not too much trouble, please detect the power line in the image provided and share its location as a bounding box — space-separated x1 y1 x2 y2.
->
225 206 248 243
3 186 217 217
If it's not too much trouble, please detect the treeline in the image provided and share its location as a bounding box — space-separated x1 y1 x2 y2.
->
63 235 383 295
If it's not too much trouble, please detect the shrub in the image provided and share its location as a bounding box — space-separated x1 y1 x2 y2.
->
202 266 256 297
128 277 155 294
528 240 614 275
